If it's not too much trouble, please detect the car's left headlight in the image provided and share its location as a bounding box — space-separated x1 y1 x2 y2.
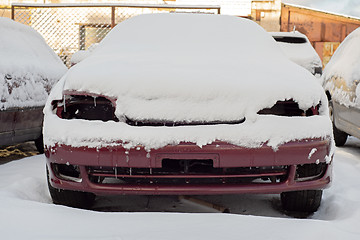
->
52 93 118 122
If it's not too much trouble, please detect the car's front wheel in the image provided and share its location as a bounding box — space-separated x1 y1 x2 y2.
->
47 167 95 209
280 190 322 213
34 134 44 154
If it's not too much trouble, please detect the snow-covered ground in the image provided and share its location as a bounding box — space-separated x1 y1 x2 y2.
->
0 137 359 239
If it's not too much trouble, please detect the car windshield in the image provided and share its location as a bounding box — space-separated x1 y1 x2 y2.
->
273 36 307 44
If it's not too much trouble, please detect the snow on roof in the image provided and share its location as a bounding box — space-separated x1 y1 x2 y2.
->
323 27 360 83
0 18 67 109
0 18 66 78
270 31 322 73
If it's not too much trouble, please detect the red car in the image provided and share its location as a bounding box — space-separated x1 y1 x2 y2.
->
44 13 333 212
0 18 67 152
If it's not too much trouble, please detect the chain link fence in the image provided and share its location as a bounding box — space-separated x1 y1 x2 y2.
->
1 5 11 18
11 3 221 67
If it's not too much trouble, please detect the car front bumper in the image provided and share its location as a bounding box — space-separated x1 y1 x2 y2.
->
46 138 332 195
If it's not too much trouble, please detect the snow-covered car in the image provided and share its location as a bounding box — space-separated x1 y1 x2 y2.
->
323 27 360 146
0 18 67 152
70 43 98 66
44 13 333 212
271 31 323 76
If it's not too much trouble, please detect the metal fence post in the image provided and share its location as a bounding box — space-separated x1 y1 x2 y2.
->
111 6 115 28
11 5 14 20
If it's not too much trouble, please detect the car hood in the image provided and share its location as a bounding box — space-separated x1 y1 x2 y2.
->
56 14 327 122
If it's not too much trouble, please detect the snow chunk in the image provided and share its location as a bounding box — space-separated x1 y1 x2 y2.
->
308 148 317 159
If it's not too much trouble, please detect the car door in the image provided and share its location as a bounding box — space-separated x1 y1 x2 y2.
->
13 106 43 143
333 77 360 139
0 108 16 146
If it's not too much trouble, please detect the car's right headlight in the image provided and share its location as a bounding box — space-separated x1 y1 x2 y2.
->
257 100 320 116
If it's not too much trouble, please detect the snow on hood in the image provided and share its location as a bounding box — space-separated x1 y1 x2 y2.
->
61 13 326 122
270 31 322 74
0 18 67 109
44 14 332 150
323 27 360 88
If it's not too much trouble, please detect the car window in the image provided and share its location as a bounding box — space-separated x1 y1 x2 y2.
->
273 36 307 44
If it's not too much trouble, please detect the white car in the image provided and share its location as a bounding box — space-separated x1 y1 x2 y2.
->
44 13 333 213
271 31 323 76
322 27 360 146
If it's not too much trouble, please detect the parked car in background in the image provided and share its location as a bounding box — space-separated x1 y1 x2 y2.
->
70 43 98 66
0 18 67 153
271 31 323 76
323 27 360 146
44 13 333 213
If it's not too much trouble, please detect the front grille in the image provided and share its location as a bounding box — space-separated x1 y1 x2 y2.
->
87 164 289 185
125 118 245 127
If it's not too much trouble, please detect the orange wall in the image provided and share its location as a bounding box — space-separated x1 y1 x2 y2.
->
281 4 360 43
281 4 360 65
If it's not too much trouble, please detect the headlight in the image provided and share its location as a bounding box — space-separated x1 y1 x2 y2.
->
257 100 319 116
53 93 118 122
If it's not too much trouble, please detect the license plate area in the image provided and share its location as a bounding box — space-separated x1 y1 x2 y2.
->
161 158 215 174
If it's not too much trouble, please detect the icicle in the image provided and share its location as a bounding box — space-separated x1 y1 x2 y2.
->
94 96 97 107
63 95 66 112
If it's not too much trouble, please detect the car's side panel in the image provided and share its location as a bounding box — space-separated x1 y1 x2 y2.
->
0 106 43 146
333 101 360 139
0 109 16 146
0 109 16 132
14 106 43 130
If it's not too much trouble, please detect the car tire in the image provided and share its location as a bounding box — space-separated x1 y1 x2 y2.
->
34 134 44 154
328 101 348 146
46 167 95 209
333 125 348 146
280 190 322 213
